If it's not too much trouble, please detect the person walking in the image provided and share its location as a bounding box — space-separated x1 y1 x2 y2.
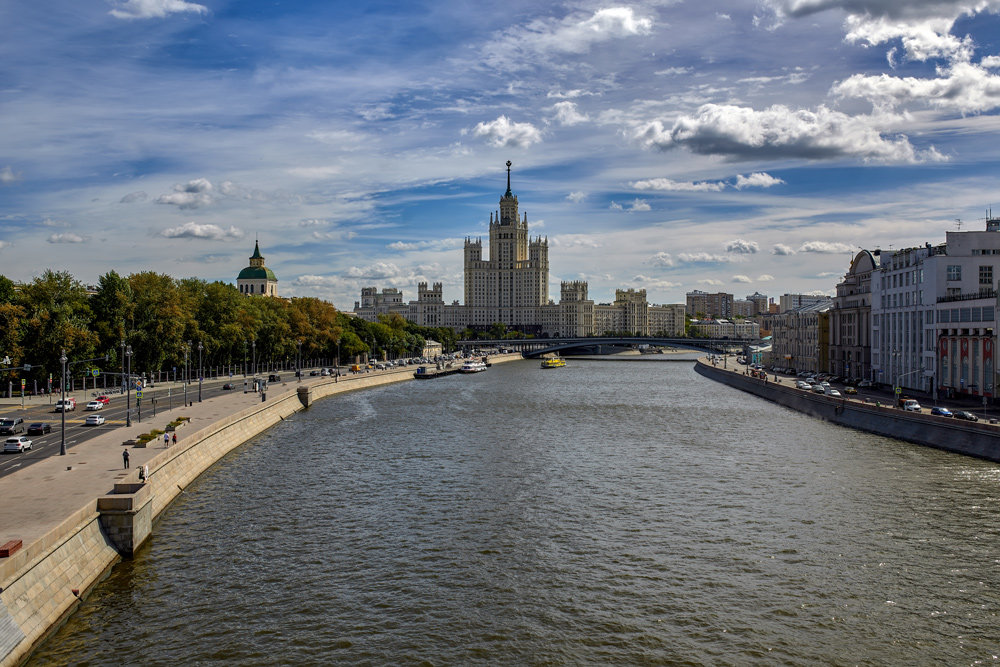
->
122 448 130 469
172 433 177 446
164 432 170 447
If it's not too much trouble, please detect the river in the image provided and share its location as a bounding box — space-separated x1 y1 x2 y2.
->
29 358 1000 665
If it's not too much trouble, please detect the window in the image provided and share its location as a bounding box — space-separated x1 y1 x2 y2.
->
947 265 962 281
980 265 993 286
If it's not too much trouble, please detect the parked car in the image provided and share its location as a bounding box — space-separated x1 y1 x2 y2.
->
84 414 106 426
811 384 826 393
309 370 320 376
827 389 842 397
85 401 104 411
222 383 235 390
4 436 32 453
268 374 281 382
930 406 954 417
796 381 811 390
858 380 873 388
26 422 52 435
0 417 25 435
843 386 858 395
953 410 979 421
902 399 922 412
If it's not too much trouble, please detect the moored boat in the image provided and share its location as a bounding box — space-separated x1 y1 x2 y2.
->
460 360 488 373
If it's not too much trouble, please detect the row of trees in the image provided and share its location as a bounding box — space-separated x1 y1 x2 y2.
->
0 271 460 387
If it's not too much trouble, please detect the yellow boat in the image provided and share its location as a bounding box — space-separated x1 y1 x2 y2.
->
540 357 566 368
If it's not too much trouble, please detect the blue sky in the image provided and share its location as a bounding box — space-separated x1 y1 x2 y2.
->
3 0 1000 308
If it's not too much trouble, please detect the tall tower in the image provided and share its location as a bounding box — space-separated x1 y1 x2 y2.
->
237 240 279 297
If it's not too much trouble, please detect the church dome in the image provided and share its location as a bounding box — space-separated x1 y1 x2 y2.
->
237 265 278 281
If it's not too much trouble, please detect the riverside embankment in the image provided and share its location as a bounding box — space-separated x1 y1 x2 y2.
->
0 354 522 666
695 359 1000 463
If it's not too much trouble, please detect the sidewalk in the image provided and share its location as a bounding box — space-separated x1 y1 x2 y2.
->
0 377 309 548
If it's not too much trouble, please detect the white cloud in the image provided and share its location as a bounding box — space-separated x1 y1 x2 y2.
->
632 274 682 289
609 198 651 212
109 0 209 20
566 191 586 203
161 222 244 241
679 252 741 263
119 191 148 203
800 240 854 253
0 166 22 185
726 239 760 254
834 62 1000 114
732 274 753 283
983 55 1000 68
772 243 796 255
156 178 215 209
311 230 358 241
631 177 726 192
550 235 601 248
388 238 464 251
0 241 10 250
698 278 724 286
655 66 691 76
650 252 675 268
485 7 653 67
547 89 599 99
635 103 943 163
292 274 351 288
345 262 405 280
550 101 589 126
757 274 775 281
47 233 87 244
734 172 785 189
470 116 542 148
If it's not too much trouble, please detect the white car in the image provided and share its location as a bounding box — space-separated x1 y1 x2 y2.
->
902 399 922 412
796 381 811 390
827 389 842 397
85 401 104 411
4 436 32 453
85 414 106 426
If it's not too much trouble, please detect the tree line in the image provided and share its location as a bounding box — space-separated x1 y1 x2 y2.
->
0 271 460 386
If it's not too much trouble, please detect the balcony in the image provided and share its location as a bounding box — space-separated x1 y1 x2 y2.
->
937 288 997 304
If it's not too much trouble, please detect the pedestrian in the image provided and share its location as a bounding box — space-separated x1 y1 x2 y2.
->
122 449 130 469
164 432 170 447
172 433 177 445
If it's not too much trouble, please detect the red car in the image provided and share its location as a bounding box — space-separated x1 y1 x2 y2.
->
95 395 111 404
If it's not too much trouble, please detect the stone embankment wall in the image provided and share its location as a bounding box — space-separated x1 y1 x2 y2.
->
0 354 522 666
695 360 1000 463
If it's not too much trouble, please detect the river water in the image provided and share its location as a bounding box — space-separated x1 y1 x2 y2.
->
29 359 1000 665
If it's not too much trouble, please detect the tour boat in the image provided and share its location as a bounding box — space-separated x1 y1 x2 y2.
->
540 357 566 368
460 360 488 373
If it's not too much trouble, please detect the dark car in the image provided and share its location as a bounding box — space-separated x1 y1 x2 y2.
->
27 422 52 435
953 410 979 422
222 383 235 390
930 406 953 417
268 374 281 382
309 370 319 376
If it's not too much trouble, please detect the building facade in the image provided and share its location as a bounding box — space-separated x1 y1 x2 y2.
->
685 290 734 318
828 250 880 381
767 301 831 373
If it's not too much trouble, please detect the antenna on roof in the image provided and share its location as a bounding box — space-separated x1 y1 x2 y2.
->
956 218 962 231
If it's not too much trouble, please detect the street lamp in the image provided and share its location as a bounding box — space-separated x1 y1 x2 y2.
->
198 341 204 402
59 349 67 456
184 342 190 407
125 345 132 428
252 339 257 377
243 341 248 378
297 340 302 382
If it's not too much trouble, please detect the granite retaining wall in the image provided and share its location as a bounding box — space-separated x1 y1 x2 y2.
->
695 360 1000 463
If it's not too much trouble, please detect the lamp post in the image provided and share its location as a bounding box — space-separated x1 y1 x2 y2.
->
125 345 132 428
243 341 248 378
252 339 257 377
336 338 341 377
184 342 190 407
297 340 302 382
59 349 67 456
198 341 204 402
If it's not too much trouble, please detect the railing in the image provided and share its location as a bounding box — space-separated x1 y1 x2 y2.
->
938 288 997 303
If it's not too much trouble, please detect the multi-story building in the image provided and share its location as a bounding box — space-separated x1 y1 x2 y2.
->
685 290 734 318
767 301 831 373
747 291 769 315
829 250 880 381
354 162 690 337
689 319 759 339
778 293 831 312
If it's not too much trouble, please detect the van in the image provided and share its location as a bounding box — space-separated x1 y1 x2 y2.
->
0 417 24 435
350 364 362 373
55 398 76 412
902 399 922 412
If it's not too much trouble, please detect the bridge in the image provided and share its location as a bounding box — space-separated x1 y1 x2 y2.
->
457 337 751 359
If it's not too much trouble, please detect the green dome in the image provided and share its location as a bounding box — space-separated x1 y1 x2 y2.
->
238 266 278 281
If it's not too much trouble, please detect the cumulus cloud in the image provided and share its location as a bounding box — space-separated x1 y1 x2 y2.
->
732 274 753 283
758 274 776 281
0 166 21 185
609 198 651 212
634 103 943 163
47 233 87 244
388 238 464 251
698 278 724 286
650 252 675 267
834 62 1000 113
470 116 542 148
156 178 215 209
119 191 148 203
550 101 589 126
550 235 601 248
800 240 854 253
726 239 760 254
679 252 741 264
983 55 1000 68
632 275 683 289
345 262 406 280
566 191 586 203
161 222 244 241
772 243 796 255
109 0 208 20
311 230 358 242
630 177 726 192
485 7 652 67
293 274 351 288
734 172 785 189
0 241 10 250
